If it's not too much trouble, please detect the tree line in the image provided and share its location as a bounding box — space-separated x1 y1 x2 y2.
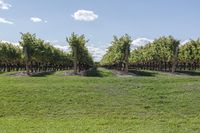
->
1 33 200 74
0 32 94 74
100 35 200 73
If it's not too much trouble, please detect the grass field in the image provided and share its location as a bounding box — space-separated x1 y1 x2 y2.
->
0 69 200 133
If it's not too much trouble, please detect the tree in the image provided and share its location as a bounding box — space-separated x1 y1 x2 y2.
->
0 41 22 71
100 34 132 72
129 36 180 72
19 33 36 74
19 32 73 74
171 39 180 73
179 39 200 70
66 33 94 74
120 34 132 73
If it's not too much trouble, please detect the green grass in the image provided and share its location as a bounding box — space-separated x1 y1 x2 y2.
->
84 67 115 77
0 69 200 133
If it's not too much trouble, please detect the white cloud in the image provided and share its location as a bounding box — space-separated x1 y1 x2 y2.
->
1 40 20 47
54 45 70 52
72 10 98 21
30 17 42 23
1 40 10 43
87 45 106 61
0 0 12 10
45 40 70 52
30 17 47 23
131 38 153 50
180 39 190 46
0 17 13 24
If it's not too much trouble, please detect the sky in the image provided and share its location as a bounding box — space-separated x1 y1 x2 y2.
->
0 0 200 61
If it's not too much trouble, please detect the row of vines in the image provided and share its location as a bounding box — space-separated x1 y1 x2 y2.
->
101 35 200 73
0 32 94 74
100 34 132 72
2 33 199 74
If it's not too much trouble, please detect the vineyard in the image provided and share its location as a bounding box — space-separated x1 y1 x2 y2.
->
1 0 200 132
101 36 200 73
0 33 93 75
1 34 200 132
1 33 200 75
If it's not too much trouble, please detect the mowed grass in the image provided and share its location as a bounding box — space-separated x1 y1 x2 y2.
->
0 69 200 133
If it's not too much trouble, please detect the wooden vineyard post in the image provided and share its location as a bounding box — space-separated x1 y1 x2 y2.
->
172 45 179 73
24 46 30 75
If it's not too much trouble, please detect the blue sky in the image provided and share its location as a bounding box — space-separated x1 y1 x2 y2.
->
1 0 200 60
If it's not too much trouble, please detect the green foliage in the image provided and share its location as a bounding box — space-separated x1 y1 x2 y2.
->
100 34 132 68
66 33 94 72
179 39 200 62
1 33 73 72
130 36 180 63
0 41 22 64
19 33 72 66
19 33 37 61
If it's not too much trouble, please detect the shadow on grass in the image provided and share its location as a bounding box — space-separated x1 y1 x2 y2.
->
84 68 105 77
0 72 5 74
84 68 114 77
175 71 200 76
31 71 56 77
129 70 157 77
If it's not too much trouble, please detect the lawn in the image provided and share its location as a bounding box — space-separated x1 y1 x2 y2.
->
0 69 200 133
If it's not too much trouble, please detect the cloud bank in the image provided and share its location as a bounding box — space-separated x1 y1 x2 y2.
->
180 40 190 46
131 38 153 50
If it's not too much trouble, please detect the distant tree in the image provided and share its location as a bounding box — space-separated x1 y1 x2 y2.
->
100 34 132 73
121 34 132 73
179 39 200 70
66 33 93 74
19 33 36 74
129 36 180 72
0 41 22 71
